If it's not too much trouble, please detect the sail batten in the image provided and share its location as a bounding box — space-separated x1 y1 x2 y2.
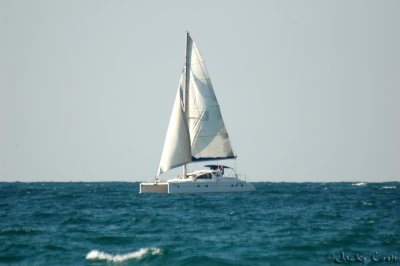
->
157 33 235 176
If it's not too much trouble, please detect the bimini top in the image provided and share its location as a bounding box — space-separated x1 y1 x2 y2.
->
204 165 233 170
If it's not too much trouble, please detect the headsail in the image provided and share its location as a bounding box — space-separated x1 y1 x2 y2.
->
157 74 192 176
157 33 235 176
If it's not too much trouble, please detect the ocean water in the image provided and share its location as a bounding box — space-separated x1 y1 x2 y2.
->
0 182 399 266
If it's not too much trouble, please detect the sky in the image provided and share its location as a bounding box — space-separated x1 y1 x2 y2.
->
1 0 399 182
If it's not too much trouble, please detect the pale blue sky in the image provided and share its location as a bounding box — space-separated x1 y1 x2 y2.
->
1 0 399 182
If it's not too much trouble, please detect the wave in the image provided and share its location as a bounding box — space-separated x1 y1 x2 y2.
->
0 229 39 236
380 186 397 190
351 182 367 186
85 247 161 262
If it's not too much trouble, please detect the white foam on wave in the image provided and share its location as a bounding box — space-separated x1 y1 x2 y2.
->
381 186 397 190
352 182 367 186
86 247 161 262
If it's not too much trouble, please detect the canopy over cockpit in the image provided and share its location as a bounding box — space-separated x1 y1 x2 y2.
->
204 165 232 170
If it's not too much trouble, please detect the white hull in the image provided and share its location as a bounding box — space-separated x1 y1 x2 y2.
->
140 179 255 194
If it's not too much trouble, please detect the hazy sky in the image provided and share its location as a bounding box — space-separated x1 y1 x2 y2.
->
1 0 399 182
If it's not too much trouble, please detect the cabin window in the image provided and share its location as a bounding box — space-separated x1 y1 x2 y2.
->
197 174 212 179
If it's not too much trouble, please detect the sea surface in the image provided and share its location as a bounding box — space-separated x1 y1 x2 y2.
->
0 182 399 266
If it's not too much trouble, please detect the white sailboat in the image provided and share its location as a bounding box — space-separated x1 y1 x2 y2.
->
140 32 255 193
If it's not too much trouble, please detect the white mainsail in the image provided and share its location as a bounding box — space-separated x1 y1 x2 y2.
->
186 38 235 161
157 33 235 176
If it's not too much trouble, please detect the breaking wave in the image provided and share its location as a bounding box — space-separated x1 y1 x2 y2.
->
85 247 161 262
352 182 367 186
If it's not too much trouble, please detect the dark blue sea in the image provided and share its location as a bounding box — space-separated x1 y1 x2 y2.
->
0 182 399 266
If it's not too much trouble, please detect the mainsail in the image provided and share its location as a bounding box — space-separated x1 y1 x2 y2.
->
157 33 235 176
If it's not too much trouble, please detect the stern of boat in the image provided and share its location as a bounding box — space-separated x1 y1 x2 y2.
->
140 182 168 193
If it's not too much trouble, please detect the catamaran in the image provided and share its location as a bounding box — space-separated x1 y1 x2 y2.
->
140 32 255 193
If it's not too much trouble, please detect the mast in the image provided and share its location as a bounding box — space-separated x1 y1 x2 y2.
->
184 31 192 113
183 31 192 178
